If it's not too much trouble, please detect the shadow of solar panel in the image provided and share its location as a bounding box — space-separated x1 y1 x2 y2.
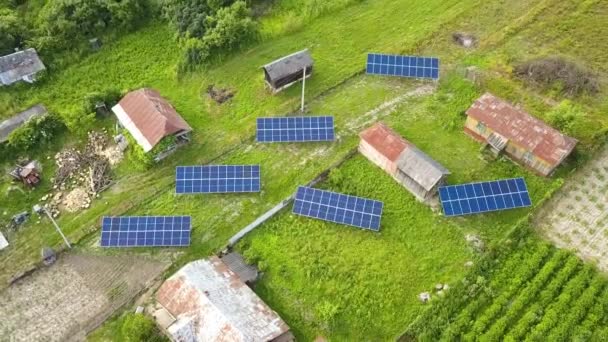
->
292 186 383 231
438 178 532 217
366 53 439 80
100 216 192 247
176 165 261 194
256 116 335 142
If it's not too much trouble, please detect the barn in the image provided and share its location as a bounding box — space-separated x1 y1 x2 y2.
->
155 257 294 342
464 93 577 176
359 122 450 201
0 48 46 86
112 88 192 159
262 49 313 93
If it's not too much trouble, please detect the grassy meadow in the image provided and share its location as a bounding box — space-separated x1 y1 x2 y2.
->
0 0 607 340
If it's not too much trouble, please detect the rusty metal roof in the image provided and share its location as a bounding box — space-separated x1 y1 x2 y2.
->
156 257 290 342
112 89 192 152
466 93 577 166
359 122 409 162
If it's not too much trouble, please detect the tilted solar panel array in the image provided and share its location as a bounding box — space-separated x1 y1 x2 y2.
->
176 165 260 194
101 216 191 247
439 177 532 217
292 186 383 231
256 116 335 142
366 53 439 80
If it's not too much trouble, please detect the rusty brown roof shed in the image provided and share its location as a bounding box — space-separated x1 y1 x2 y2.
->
111 89 192 152
466 93 577 170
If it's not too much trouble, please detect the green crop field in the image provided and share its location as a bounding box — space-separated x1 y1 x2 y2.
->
1 0 608 340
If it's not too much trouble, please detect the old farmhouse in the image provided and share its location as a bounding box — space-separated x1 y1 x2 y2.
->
464 93 577 176
359 122 450 201
155 256 294 342
0 48 46 86
0 104 47 143
112 88 192 158
262 49 313 93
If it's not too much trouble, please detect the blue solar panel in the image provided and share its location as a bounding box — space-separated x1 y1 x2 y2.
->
176 165 260 194
256 116 335 142
439 178 532 217
292 186 383 231
100 216 191 247
366 53 439 80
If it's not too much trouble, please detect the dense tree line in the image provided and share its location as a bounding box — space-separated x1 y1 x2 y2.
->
0 0 149 56
161 0 256 69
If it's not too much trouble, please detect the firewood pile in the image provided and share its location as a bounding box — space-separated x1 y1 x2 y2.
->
41 130 119 216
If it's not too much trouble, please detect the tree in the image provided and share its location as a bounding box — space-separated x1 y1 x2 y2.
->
120 313 165 342
0 8 24 54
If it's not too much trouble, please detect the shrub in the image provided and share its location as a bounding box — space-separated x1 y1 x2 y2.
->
120 313 165 342
0 8 26 55
7 113 65 151
514 56 599 97
546 100 585 136
82 88 122 113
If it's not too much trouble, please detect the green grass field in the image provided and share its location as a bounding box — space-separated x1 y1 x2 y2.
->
1 0 608 340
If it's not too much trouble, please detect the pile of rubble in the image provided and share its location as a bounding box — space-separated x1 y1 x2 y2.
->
39 130 122 216
206 85 235 104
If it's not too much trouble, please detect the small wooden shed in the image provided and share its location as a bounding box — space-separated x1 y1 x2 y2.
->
464 93 577 176
359 122 450 201
262 49 313 93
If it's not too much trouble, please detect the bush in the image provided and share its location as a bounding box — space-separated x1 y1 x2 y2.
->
35 0 148 53
164 0 256 70
514 56 600 97
120 313 165 342
0 8 25 54
82 88 122 113
546 100 585 136
7 113 65 151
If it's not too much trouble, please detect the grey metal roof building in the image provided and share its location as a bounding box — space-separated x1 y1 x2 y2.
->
0 104 47 143
262 49 313 93
0 49 46 86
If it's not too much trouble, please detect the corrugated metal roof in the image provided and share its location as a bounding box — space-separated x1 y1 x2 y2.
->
396 147 450 191
112 89 192 152
359 122 408 162
0 104 47 143
466 93 577 166
220 252 258 284
262 49 313 82
0 48 45 85
156 257 290 342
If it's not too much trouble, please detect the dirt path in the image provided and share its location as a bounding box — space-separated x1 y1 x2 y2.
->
0 252 168 342
535 146 608 272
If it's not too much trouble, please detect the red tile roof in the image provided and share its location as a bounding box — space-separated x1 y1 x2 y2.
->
116 89 191 149
466 93 577 166
359 122 410 162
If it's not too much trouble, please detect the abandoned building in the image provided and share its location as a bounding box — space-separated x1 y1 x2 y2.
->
0 48 46 86
0 104 47 143
155 256 294 342
464 93 578 176
112 88 192 159
359 122 450 201
262 49 313 93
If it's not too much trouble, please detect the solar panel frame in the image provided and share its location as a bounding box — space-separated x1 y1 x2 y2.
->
175 165 261 194
438 178 532 217
100 216 192 247
256 116 335 143
292 186 383 231
366 53 440 80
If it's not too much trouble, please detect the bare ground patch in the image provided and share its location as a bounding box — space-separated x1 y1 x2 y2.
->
0 252 168 341
535 146 608 272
